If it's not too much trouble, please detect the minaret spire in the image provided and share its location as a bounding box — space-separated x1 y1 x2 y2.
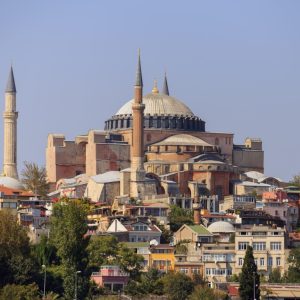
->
6 66 16 93
3 66 18 179
135 49 143 87
162 72 169 96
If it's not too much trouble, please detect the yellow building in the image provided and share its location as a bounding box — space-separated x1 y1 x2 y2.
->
149 244 175 272
124 242 175 272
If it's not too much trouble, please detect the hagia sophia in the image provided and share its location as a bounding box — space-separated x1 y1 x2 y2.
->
43 52 265 216
0 54 272 218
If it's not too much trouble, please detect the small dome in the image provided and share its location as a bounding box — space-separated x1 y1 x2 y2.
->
207 221 235 233
115 93 194 117
0 176 24 190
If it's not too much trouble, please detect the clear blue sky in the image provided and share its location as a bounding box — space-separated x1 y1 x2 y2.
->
0 1 299 181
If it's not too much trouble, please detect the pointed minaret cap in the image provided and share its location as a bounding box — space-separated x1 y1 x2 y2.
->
152 79 159 94
162 72 169 96
135 49 143 87
6 66 16 93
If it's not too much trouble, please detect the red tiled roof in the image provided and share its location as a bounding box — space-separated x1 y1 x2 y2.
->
0 185 33 197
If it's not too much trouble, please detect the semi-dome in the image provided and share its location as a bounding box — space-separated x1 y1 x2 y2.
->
153 134 213 147
207 221 235 233
0 176 24 190
116 93 194 117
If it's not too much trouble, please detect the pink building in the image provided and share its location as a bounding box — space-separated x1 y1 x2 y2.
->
91 265 129 292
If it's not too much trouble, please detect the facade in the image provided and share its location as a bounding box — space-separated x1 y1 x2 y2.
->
0 185 34 214
235 225 286 277
220 195 256 211
233 138 264 173
202 243 235 286
149 244 175 272
106 219 161 243
262 191 298 232
234 181 271 196
174 224 213 245
91 265 129 292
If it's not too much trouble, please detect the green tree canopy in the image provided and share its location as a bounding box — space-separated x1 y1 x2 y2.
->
0 210 38 287
286 248 300 283
268 267 282 283
189 285 228 300
21 161 49 197
161 271 194 300
87 235 118 270
290 173 300 187
239 246 260 300
50 199 90 299
87 235 144 279
32 235 57 266
0 283 40 300
169 205 194 232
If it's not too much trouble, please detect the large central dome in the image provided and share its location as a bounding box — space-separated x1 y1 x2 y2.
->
116 93 194 117
105 88 205 132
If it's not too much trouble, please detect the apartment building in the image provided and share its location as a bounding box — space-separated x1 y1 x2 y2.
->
202 243 235 287
235 225 286 277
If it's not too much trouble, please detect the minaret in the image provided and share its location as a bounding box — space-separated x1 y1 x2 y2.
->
162 72 169 96
130 50 146 198
3 66 18 179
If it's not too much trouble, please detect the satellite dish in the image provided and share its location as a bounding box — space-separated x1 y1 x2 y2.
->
149 239 159 246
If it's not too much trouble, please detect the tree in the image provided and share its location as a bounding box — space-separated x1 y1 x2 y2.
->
161 271 194 300
0 210 38 287
290 173 300 187
158 224 173 243
227 274 240 282
87 236 144 279
169 205 194 232
268 267 282 283
175 240 190 255
0 283 40 300
21 161 49 197
189 285 228 300
32 235 57 266
139 268 164 295
239 246 260 300
87 235 118 271
50 199 90 299
116 243 144 279
286 248 300 283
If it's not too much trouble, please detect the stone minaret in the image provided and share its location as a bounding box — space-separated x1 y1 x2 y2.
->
130 51 146 198
3 67 18 179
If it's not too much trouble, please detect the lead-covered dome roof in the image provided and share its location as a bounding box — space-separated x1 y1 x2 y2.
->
207 221 235 233
0 176 24 190
115 93 194 117
105 90 205 132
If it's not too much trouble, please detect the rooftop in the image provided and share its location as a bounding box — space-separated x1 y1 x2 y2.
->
115 92 195 117
187 224 212 235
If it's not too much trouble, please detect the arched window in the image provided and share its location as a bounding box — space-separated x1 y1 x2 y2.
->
149 117 153 128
